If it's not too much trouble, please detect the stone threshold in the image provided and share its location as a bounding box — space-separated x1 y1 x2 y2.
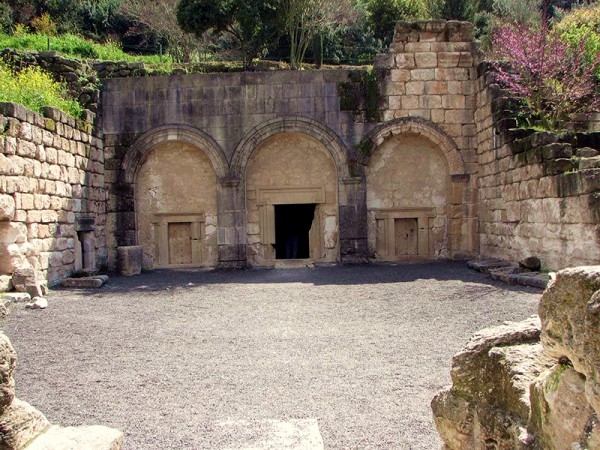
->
467 258 551 289
61 275 109 288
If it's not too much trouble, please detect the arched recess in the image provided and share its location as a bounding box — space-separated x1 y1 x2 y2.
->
119 125 228 269
363 117 471 260
237 120 345 267
231 116 350 179
121 125 229 184
362 117 465 175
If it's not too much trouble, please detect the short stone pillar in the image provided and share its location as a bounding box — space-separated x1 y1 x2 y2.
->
117 246 143 276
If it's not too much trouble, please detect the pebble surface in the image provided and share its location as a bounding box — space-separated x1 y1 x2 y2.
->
4 262 540 449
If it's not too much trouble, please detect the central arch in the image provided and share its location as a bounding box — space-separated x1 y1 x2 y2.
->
234 119 348 267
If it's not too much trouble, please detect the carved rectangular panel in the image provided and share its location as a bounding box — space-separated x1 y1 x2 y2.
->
168 223 192 265
394 218 418 256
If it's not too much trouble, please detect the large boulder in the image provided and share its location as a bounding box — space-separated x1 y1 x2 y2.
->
432 317 552 450
0 333 16 417
539 266 600 416
530 364 600 450
0 399 50 450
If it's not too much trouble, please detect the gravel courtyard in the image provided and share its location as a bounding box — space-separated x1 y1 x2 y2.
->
3 261 541 449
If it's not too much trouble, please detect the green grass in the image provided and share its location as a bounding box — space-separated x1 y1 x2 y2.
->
0 61 82 118
0 32 171 64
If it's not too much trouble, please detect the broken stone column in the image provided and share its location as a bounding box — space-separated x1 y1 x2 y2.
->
117 246 142 276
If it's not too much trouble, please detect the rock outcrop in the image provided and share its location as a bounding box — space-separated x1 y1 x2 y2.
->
432 266 600 449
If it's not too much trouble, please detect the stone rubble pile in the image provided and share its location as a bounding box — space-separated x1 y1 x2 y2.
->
432 266 600 449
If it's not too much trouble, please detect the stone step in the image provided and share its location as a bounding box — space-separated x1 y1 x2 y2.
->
26 425 123 450
467 258 513 274
62 275 109 288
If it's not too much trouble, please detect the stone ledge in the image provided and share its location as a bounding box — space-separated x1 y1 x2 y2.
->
467 258 551 289
61 275 109 288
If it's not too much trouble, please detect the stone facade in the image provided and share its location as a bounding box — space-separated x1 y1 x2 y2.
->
101 21 479 271
432 266 600 449
0 19 598 284
0 103 105 285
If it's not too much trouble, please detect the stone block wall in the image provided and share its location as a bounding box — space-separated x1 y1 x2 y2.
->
474 65 600 270
0 102 106 286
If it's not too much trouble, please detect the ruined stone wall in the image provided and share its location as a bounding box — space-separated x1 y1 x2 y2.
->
0 49 100 112
474 66 600 271
0 102 105 286
432 266 600 449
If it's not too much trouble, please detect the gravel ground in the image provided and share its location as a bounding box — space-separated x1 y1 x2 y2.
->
3 261 541 450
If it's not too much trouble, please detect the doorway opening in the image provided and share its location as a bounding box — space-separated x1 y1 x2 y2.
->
274 204 316 259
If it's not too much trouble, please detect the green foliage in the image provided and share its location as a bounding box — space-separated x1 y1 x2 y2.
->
364 0 429 45
177 0 281 69
0 31 171 63
433 0 477 21
0 1 12 33
554 3 600 73
0 61 82 117
31 13 57 36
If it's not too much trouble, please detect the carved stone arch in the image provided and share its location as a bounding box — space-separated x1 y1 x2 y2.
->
231 116 350 179
121 125 229 183
363 117 466 176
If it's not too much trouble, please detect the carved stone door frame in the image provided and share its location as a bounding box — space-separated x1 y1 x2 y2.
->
151 212 206 268
255 185 325 260
373 208 436 259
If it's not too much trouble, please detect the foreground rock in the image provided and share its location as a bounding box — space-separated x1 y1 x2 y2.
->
432 266 600 449
0 331 124 449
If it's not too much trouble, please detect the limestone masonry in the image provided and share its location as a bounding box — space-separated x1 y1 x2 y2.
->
0 20 599 286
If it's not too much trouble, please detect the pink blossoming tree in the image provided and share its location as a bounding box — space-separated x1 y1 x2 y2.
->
492 24 600 131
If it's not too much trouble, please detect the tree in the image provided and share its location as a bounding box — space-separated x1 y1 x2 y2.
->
433 0 477 21
492 24 600 130
177 0 281 69
119 0 199 62
281 0 356 69
364 0 429 45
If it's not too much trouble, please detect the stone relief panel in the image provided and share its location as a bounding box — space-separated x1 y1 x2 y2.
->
246 132 339 266
366 134 449 260
135 142 218 269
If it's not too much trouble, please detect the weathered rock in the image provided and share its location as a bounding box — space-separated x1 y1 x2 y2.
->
0 398 50 450
10 267 46 297
432 317 552 450
32 297 48 310
117 246 142 276
530 364 599 450
0 276 12 293
519 256 541 271
1 293 31 304
467 258 512 274
26 425 124 450
0 333 16 416
61 275 108 288
539 266 600 416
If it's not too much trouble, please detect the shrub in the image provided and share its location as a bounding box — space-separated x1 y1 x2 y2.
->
553 4 600 72
31 13 58 36
0 62 82 118
492 24 600 131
